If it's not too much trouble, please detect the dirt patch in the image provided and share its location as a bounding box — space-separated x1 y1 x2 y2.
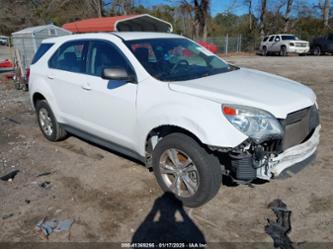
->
307 195 333 213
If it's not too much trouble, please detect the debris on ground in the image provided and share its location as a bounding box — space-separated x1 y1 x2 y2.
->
2 213 14 220
4 117 21 125
35 217 74 240
37 171 53 177
39 181 51 189
265 199 294 249
25 199 30 204
0 170 19 181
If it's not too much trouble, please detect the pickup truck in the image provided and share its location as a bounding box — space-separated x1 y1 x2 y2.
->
0 35 9 46
311 33 333 55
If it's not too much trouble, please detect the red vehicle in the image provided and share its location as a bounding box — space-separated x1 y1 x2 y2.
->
196 41 218 54
0 58 14 73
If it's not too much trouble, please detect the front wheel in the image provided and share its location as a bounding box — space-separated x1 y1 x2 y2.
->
152 133 222 207
263 46 268 56
313 46 321 56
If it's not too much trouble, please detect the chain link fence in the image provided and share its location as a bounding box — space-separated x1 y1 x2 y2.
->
207 34 260 55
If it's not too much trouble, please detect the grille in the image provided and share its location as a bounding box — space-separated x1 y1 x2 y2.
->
296 43 307 47
281 105 319 151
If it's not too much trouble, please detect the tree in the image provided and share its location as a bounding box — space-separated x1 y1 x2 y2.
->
284 0 293 32
179 0 195 37
316 0 331 27
323 0 331 27
109 0 135 16
244 0 253 31
193 0 210 40
259 0 267 37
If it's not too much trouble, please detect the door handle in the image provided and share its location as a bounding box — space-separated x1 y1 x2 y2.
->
81 82 91 91
47 75 55 80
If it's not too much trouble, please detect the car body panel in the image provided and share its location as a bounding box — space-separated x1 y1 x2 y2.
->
169 68 316 119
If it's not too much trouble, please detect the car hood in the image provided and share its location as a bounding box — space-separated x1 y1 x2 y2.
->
168 68 316 119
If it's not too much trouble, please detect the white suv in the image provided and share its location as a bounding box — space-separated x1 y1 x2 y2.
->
260 34 310 56
29 32 320 207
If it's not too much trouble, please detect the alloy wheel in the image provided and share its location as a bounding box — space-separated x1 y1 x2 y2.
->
39 107 54 136
159 148 200 198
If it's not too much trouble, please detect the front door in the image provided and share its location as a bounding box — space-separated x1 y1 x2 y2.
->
82 40 138 150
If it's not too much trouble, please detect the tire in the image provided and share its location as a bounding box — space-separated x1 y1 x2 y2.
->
152 133 222 207
22 84 29 92
280 46 287 56
313 46 321 56
263 46 268 56
36 100 67 141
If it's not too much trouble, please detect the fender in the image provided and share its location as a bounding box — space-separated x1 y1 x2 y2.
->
136 101 247 156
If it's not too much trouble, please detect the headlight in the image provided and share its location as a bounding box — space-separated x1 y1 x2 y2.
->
222 105 284 143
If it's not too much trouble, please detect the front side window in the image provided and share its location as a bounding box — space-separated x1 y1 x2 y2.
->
49 40 88 73
268 36 275 42
125 38 236 82
87 40 132 77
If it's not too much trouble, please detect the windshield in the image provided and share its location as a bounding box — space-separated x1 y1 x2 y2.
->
125 38 236 81
281 35 298 40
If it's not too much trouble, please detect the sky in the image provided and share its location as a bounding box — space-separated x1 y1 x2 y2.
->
134 0 319 16
135 0 247 15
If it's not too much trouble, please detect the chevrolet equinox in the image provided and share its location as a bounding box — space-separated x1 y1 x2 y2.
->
29 32 320 207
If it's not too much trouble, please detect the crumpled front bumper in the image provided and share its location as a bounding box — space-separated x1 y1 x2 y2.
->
257 125 321 180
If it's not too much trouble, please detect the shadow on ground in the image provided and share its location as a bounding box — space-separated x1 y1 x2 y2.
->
132 192 206 245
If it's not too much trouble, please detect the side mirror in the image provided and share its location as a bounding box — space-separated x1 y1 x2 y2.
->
102 68 136 83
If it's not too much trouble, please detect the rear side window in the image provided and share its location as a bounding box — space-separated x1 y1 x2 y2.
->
31 43 54 65
268 36 275 42
49 41 88 73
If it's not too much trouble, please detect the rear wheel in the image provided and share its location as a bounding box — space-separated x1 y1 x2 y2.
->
36 100 67 141
152 133 222 207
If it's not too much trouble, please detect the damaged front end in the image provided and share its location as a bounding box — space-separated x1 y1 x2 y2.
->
217 105 320 182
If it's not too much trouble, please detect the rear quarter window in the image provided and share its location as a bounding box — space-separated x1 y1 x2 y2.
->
31 43 54 65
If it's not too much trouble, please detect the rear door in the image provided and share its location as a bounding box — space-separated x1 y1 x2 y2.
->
47 40 89 127
271 35 281 52
267 36 275 51
82 39 138 150
327 34 333 52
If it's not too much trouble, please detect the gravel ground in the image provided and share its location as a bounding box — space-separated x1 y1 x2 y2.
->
0 53 332 246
